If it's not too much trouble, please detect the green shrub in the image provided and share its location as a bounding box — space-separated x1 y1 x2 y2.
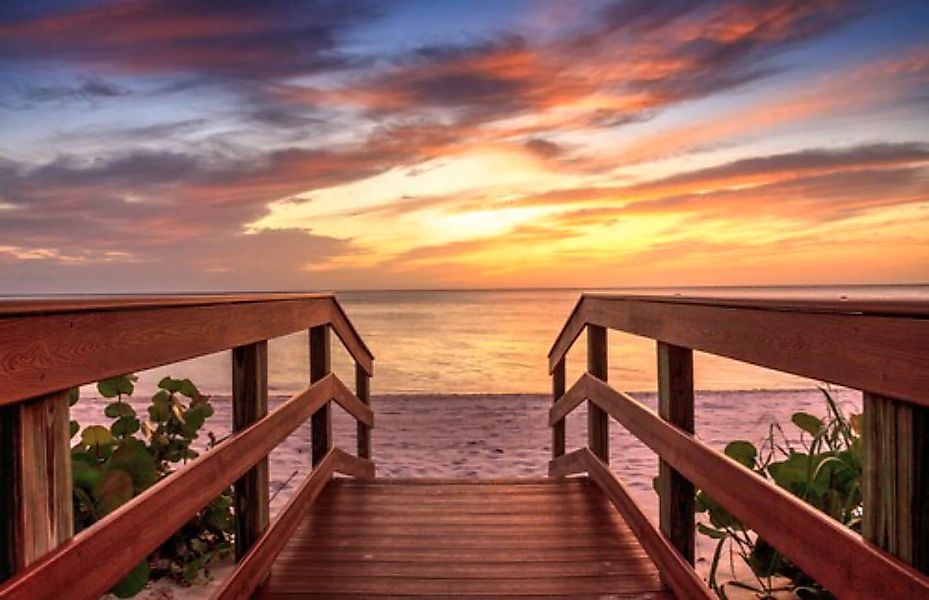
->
70 375 233 597
695 388 861 599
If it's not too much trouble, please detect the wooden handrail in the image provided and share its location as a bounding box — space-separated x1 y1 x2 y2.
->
548 293 929 407
552 373 929 599
212 447 374 600
0 373 361 600
580 449 713 600
0 294 374 406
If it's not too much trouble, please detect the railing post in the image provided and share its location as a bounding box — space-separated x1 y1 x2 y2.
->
551 358 566 460
587 324 609 462
862 392 929 574
0 391 73 581
310 324 331 467
232 341 269 562
657 341 695 565
355 362 372 460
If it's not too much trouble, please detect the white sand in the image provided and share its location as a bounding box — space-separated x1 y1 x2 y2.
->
72 388 859 599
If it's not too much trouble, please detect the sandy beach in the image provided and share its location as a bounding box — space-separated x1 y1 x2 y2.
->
72 387 860 599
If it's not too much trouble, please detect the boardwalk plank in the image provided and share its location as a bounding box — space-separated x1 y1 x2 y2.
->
253 478 669 598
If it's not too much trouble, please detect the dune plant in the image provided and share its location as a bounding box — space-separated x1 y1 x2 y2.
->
695 388 862 599
70 375 233 597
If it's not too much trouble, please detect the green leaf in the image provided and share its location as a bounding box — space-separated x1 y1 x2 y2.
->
724 440 757 469
105 402 137 418
110 416 140 437
149 401 171 423
97 375 136 398
94 469 134 515
69 420 80 438
72 460 102 491
68 387 80 406
697 522 728 539
107 439 158 490
110 560 150 598
158 376 182 393
792 412 823 436
177 378 200 399
81 425 113 448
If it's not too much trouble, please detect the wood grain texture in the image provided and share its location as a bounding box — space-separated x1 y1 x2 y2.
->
309 325 331 467
582 449 712 599
331 371 374 427
0 299 330 406
547 448 589 478
0 295 374 406
549 295 929 407
548 371 587 426
863 393 929 573
0 392 73 582
212 449 338 600
232 341 270 562
656 341 695 565
584 375 929 599
355 363 372 459
586 325 608 463
0 375 341 600
254 478 665 598
550 358 565 459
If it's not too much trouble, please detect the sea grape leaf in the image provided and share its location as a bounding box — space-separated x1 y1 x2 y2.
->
105 402 136 418
110 560 150 598
176 378 200 399
81 425 113 448
149 400 171 423
111 416 140 437
68 387 80 406
107 439 157 490
94 469 134 515
697 522 727 539
158 376 182 393
72 460 102 491
724 440 757 469
69 420 80 438
792 412 823 436
97 375 135 398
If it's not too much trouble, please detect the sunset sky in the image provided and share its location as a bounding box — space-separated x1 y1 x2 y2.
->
1 0 927 292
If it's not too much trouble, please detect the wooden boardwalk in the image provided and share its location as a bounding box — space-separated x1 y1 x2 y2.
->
255 478 670 599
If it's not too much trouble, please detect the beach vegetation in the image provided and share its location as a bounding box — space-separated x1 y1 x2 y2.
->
695 388 861 599
69 375 233 597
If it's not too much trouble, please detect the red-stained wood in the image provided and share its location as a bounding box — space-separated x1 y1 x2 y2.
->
331 370 374 428
3 298 330 406
327 301 374 376
586 325 608 462
548 371 587 426
255 478 665 598
0 293 331 317
551 358 566 459
212 449 339 600
582 449 712 599
547 448 589 478
0 375 342 600
584 374 929 599
656 341 695 565
0 392 72 581
232 341 270 562
310 325 332 467
355 363 372 459
549 295 929 408
863 393 929 574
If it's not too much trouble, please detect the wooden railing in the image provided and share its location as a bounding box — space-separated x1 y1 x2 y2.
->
547 293 929 600
0 294 374 600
